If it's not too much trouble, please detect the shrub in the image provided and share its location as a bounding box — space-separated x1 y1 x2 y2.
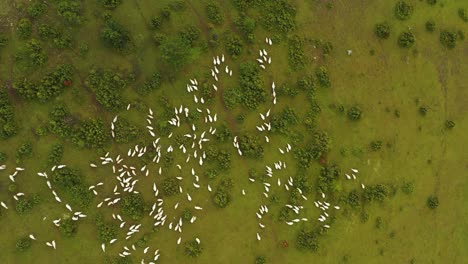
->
262 0 296 34
206 3 224 25
445 120 455 129
75 119 109 149
101 19 132 52
348 105 362 121
16 197 34 214
16 142 33 162
121 193 145 220
96 214 117 243
184 239 202 257
427 195 438 209
459 8 468 22
179 25 200 46
439 30 458 49
152 32 166 46
137 73 162 95
315 66 331 88
225 34 243 58
162 177 179 196
363 184 389 202
255 256 266 264
0 34 8 48
288 35 305 70
238 62 266 109
426 0 436 5
375 22 391 39
402 182 414 194
419 107 427 116
398 31 415 48
150 16 163 29
213 189 230 208
100 0 122 9
394 1 413 20
346 190 360 208
16 237 32 252
238 133 264 158
85 69 126 111
160 37 191 69
370 140 383 151
59 218 78 237
235 15 256 42
169 1 186 11
38 24 59 40
17 18 32 39
425 20 435 32
296 229 319 252
57 0 83 25
27 2 47 18
0 89 17 139
113 118 139 143
48 144 64 165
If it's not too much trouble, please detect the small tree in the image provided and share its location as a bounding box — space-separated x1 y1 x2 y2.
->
425 20 435 32
427 195 439 209
398 31 415 48
440 30 458 49
16 237 32 252
348 105 362 121
394 1 413 20
375 22 390 39
184 239 202 257
17 18 32 39
445 120 455 129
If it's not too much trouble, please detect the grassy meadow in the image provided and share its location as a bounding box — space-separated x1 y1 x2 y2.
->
0 0 466 263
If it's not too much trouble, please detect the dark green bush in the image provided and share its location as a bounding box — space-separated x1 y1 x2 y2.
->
445 120 455 129
206 3 224 25
402 182 414 194
57 0 83 25
225 34 243 57
100 0 122 9
425 20 435 32
48 144 64 165
426 0 437 5
101 19 132 52
394 1 413 20
27 2 47 18
238 133 264 158
184 239 203 257
162 177 179 196
398 31 415 48
255 256 266 264
296 229 320 252
288 35 305 70
370 140 383 151
59 218 78 237
85 68 126 111
348 105 362 121
439 30 458 49
458 8 468 22
179 25 200 46
363 184 389 202
375 22 391 39
160 37 191 69
427 195 438 209
121 193 145 220
315 66 331 88
16 197 34 214
238 62 266 109
113 118 139 143
17 18 32 39
16 237 32 252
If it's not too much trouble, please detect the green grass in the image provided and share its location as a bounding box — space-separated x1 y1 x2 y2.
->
0 0 466 263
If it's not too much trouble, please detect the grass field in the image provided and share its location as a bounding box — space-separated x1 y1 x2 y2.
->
0 0 466 263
